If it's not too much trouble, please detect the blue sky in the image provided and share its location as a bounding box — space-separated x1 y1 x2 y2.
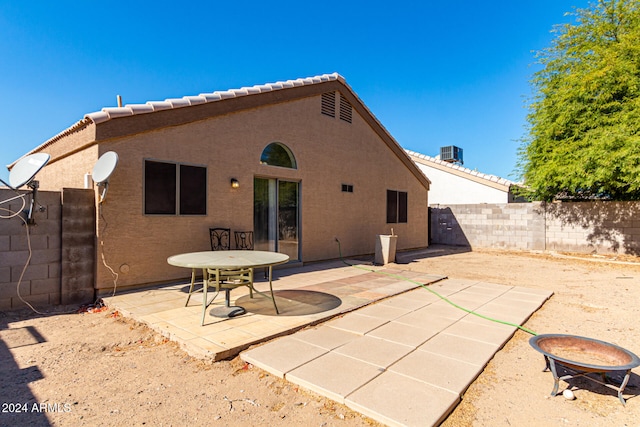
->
0 1 590 185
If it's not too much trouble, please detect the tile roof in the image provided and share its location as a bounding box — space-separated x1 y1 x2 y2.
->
405 149 516 189
15 73 345 165
15 73 430 190
85 73 343 125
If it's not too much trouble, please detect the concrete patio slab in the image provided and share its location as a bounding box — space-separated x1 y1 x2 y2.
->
290 325 360 350
326 313 390 335
286 352 384 403
242 277 552 427
366 320 441 347
103 260 445 361
390 350 483 394
443 318 516 346
350 302 412 321
373 291 440 310
333 335 414 368
419 333 500 366
346 371 460 427
104 255 553 427
240 336 328 378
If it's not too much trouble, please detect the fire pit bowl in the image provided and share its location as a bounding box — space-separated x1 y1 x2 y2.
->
530 334 640 405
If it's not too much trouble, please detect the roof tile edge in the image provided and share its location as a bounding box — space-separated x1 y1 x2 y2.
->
83 72 342 124
405 149 515 187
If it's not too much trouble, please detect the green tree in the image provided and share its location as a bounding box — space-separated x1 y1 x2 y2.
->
517 0 640 201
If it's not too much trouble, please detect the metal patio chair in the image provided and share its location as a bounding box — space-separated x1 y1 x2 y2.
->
235 230 268 278
234 231 254 250
184 228 231 309
210 228 231 251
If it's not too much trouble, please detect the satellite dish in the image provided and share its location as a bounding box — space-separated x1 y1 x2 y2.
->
8 153 50 189
92 151 118 203
92 151 119 184
0 153 50 224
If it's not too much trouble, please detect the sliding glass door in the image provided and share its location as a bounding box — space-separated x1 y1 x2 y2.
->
254 178 299 261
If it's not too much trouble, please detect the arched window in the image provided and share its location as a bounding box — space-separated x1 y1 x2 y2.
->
260 142 297 169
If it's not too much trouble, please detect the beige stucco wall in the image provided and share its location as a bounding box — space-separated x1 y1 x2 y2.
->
32 92 429 290
29 122 98 191
36 146 100 191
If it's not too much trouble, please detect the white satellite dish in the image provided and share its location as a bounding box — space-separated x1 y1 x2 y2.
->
0 153 50 224
92 151 118 203
8 153 50 189
92 151 119 184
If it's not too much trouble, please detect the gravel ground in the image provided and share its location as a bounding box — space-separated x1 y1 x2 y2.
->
2 247 639 426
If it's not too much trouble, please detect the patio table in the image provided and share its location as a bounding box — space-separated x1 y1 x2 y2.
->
167 250 289 323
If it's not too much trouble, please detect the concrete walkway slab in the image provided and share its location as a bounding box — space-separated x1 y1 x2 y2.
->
333 335 414 369
346 371 460 427
238 336 328 378
389 350 483 393
419 333 500 366
292 325 360 350
242 278 552 426
286 352 384 403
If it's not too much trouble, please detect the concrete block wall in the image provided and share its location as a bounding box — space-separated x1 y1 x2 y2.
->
544 201 640 254
0 188 95 311
430 203 545 250
60 189 96 305
431 201 640 255
0 189 62 310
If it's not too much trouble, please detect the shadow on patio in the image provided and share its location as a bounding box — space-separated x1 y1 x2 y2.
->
103 258 446 361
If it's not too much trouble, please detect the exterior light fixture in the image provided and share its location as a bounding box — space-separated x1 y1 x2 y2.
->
231 178 239 188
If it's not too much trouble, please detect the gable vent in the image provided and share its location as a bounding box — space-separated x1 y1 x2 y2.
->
339 94 352 123
321 92 336 117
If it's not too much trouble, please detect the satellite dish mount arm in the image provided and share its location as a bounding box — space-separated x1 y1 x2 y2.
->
97 182 109 204
26 180 41 225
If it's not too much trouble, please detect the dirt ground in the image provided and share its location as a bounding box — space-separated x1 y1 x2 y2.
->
2 248 640 427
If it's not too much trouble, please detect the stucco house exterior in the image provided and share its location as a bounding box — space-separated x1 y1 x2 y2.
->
406 149 519 205
13 73 430 292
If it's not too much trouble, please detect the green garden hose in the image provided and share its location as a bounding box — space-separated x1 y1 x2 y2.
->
335 239 537 336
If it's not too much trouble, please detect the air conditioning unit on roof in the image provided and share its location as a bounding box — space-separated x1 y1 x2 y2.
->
440 146 463 164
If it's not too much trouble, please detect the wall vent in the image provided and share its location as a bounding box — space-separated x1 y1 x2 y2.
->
339 94 352 123
321 92 336 117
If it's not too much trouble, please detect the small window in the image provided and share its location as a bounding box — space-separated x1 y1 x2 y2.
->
341 184 353 193
386 190 407 223
260 142 297 169
144 160 207 215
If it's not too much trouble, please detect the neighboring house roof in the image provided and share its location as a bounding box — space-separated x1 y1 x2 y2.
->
15 73 429 189
406 149 514 192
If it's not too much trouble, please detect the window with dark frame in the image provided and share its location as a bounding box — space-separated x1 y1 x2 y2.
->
341 184 353 193
260 142 297 169
144 160 207 215
179 164 207 215
386 190 408 223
